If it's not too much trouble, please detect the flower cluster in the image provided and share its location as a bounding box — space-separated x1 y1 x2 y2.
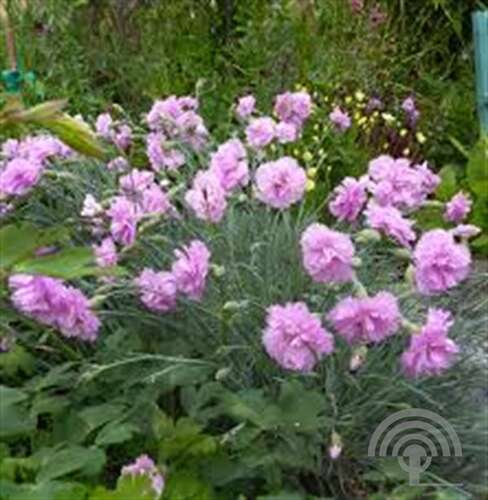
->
242 90 312 148
0 135 71 199
95 112 133 150
9 274 100 342
136 239 211 313
121 455 164 498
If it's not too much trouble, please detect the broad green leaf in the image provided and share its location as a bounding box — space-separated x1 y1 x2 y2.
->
0 224 67 270
467 138 488 198
36 446 106 482
0 402 36 438
3 480 88 500
435 165 458 201
95 422 138 447
163 470 213 500
79 404 127 434
14 247 97 279
0 344 35 377
0 385 28 406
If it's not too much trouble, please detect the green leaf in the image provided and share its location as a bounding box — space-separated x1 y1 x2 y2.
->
95 422 138 447
163 470 213 500
36 446 106 482
0 386 36 438
2 480 89 500
467 138 488 198
13 247 97 279
0 224 67 270
79 404 127 434
0 385 28 406
435 165 458 201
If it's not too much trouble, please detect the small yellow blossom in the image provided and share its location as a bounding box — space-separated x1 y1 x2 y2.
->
383 143 389 150
323 96 329 103
318 148 325 156
303 151 313 162
382 113 395 124
372 111 379 118
306 178 316 191
403 148 410 156
293 148 300 156
313 123 320 131
345 96 353 105
354 111 361 121
358 116 367 126
307 167 318 178
355 91 365 102
399 129 408 137
416 132 426 144
313 135 320 143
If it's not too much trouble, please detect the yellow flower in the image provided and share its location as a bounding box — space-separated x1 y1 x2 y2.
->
323 96 329 103
383 143 389 150
345 96 353 104
303 151 313 162
313 123 320 131
372 111 379 118
306 178 316 191
293 148 300 156
355 90 365 102
318 148 325 156
313 135 320 143
416 132 426 144
403 148 410 156
354 111 361 121
358 116 367 126
382 113 395 124
307 167 318 178
399 128 408 137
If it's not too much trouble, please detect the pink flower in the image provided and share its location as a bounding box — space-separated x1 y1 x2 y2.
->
254 157 306 209
108 196 139 246
450 224 481 240
141 184 172 216
113 124 133 150
146 95 198 131
2 136 70 164
95 113 113 139
274 91 312 128
444 192 472 223
329 176 368 222
0 158 43 197
364 202 416 247
245 117 276 149
235 95 256 119
135 269 177 313
94 238 118 267
401 309 459 378
300 223 355 283
350 0 364 13
368 155 439 209
146 132 185 171
275 121 299 144
119 170 155 196
329 107 351 132
9 274 100 342
121 454 164 498
209 139 249 192
107 156 129 172
327 292 400 345
185 170 227 223
175 110 208 150
413 229 471 295
262 302 334 372
171 240 210 301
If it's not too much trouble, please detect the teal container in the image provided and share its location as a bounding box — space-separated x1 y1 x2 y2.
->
473 11 488 134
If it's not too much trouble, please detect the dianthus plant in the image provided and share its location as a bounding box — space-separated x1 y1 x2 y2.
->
0 91 485 498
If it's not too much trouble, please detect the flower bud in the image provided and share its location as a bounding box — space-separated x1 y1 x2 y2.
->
215 367 231 381
355 228 381 244
349 346 368 372
328 432 343 460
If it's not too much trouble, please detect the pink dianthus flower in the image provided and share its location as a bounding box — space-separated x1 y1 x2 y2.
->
364 202 416 247
329 107 351 132
300 223 355 283
275 121 299 144
274 91 312 128
108 196 139 246
9 274 100 342
413 229 471 295
254 157 306 209
185 170 227 223
262 302 334 372
135 269 177 313
235 95 256 119
444 192 471 223
146 132 185 171
209 139 249 192
328 176 368 222
121 454 164 498
94 237 118 267
245 117 276 149
171 240 210 301
327 292 400 345
0 158 43 197
401 308 459 378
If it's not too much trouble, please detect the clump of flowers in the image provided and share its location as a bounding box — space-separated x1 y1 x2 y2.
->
135 269 177 313
185 170 227 223
329 106 351 132
444 192 472 223
262 302 334 372
121 454 164 499
209 138 249 193
328 176 368 222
